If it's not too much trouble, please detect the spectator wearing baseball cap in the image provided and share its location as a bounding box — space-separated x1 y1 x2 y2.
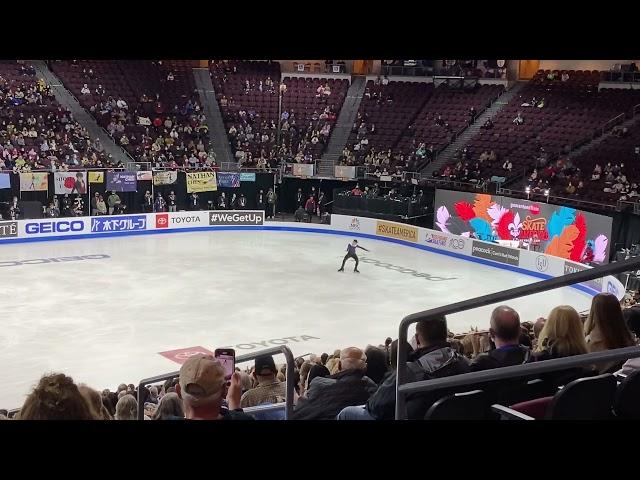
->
240 354 287 408
176 355 252 420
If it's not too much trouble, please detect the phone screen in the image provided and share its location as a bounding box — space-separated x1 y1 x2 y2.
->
215 350 235 380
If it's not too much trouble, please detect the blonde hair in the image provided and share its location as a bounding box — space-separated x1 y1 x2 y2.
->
536 305 588 357
114 394 138 420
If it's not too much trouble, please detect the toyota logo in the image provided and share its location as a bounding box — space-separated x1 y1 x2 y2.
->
449 238 465 249
536 255 548 272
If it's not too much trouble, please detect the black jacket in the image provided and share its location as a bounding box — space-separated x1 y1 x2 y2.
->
470 344 532 372
365 341 470 420
291 369 377 420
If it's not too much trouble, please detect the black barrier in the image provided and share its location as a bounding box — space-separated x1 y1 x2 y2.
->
136 345 295 420
395 256 640 419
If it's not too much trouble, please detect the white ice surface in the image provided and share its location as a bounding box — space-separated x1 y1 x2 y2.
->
0 230 593 409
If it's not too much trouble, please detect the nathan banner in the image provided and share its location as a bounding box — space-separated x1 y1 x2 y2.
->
434 189 613 264
335 165 356 179
209 210 264 226
153 170 178 186
136 171 153 181
186 171 217 193
88 171 104 184
217 172 240 188
54 172 87 194
292 163 314 177
19 172 48 192
240 172 256 182
0 173 11 189
106 171 137 192
471 240 520 266
375 220 418 242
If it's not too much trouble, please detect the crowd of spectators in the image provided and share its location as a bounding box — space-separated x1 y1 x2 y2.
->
51 60 215 170
3 290 638 420
0 62 118 173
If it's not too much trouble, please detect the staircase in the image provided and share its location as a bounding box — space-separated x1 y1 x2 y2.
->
193 67 235 166
317 76 367 177
567 115 639 160
421 81 528 177
30 60 132 165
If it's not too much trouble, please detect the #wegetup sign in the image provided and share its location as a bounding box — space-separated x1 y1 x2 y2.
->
106 172 137 192
54 172 87 194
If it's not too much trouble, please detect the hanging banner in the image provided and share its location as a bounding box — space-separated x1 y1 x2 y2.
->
0 173 10 189
153 171 178 186
136 171 153 181
106 171 137 192
240 172 256 182
54 172 87 194
292 163 314 177
186 171 217 193
19 172 48 192
88 171 104 184
217 172 240 188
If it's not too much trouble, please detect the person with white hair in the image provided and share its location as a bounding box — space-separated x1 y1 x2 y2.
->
175 355 252 420
290 347 377 420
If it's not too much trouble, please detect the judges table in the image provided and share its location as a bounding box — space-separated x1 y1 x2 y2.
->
333 193 422 217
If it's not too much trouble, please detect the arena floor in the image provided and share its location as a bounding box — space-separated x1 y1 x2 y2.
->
0 229 593 409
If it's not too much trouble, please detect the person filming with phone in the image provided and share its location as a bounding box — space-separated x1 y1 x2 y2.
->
175 354 253 420
240 354 287 408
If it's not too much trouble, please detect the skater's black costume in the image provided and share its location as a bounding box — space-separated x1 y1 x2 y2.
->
338 242 369 272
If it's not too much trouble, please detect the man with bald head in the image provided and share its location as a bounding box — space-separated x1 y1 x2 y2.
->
290 347 377 420
175 355 253 420
470 305 532 372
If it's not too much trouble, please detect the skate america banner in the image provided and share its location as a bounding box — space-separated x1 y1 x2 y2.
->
186 171 217 193
106 172 137 192
433 189 613 264
54 172 87 195
375 221 418 242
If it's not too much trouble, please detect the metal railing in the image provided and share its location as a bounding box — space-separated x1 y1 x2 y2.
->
136 345 295 420
633 104 640 118
395 256 640 420
599 112 625 138
498 187 620 212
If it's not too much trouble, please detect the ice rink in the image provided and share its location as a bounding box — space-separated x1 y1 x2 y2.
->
0 229 594 409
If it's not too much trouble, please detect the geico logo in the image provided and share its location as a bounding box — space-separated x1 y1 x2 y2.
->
0 254 110 268
359 257 456 281
172 216 200 223
25 221 84 234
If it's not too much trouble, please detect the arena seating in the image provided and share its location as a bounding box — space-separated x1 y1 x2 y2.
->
343 82 503 175
210 60 348 168
51 60 211 168
0 61 114 172
437 78 640 184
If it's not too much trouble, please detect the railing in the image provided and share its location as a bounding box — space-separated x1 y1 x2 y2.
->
600 70 640 84
633 104 640 118
498 187 620 212
395 256 640 420
136 345 295 420
599 112 625 138
421 177 488 192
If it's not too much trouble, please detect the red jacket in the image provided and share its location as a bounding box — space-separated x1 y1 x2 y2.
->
305 197 316 212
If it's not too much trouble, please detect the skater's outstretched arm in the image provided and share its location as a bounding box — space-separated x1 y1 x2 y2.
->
356 245 370 252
